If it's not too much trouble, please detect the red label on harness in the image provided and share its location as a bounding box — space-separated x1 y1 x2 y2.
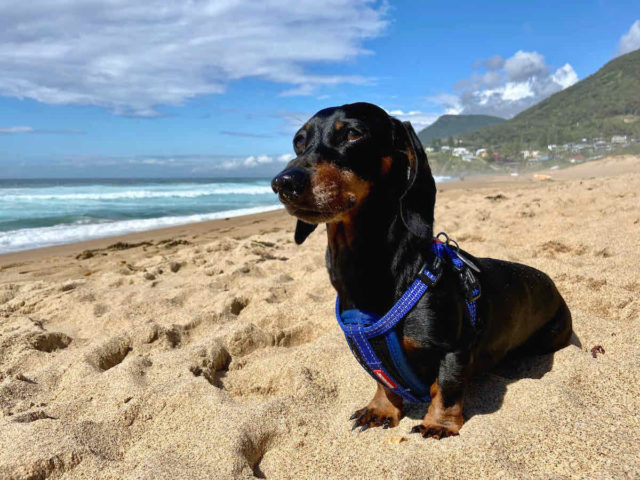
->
373 369 397 389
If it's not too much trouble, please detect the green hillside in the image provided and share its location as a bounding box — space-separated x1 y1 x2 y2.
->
417 114 505 143
460 49 640 150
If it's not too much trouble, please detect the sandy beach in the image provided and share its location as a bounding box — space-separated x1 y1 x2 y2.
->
1 155 639 479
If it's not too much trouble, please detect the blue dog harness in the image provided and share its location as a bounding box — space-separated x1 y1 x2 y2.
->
335 233 481 404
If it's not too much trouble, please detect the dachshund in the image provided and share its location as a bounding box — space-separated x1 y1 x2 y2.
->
271 102 572 439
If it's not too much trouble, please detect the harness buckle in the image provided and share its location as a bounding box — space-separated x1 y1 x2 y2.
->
436 232 459 251
419 255 444 287
460 268 481 301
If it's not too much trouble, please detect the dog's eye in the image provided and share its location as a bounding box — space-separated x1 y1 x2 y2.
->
294 134 306 151
346 129 362 142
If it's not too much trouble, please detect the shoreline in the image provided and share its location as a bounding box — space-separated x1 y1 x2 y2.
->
1 154 637 267
0 174 517 265
0 208 288 267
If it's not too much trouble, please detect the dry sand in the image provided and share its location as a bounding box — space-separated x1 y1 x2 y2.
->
1 156 639 479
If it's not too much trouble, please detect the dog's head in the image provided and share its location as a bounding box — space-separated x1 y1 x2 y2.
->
271 102 436 244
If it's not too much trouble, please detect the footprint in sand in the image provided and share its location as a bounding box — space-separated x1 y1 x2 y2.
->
85 335 132 371
93 303 109 317
0 287 17 305
30 331 72 353
10 409 56 423
236 427 274 478
188 339 230 387
1 317 72 356
277 274 293 283
539 240 572 256
306 292 328 303
225 296 249 316
226 324 273 356
272 323 319 347
265 286 288 304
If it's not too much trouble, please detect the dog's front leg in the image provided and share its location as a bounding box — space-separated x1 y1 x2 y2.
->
411 350 469 439
350 382 403 431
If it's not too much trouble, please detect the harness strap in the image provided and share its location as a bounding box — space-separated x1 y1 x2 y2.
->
433 240 481 328
340 311 425 403
336 236 481 404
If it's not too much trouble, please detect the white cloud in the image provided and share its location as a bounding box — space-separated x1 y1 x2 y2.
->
278 153 295 163
616 20 640 57
140 159 167 165
483 55 505 71
220 131 271 139
500 81 534 101
434 50 578 118
504 51 547 81
242 154 278 167
43 153 295 176
0 1 388 116
386 110 440 131
0 126 34 134
0 125 84 134
551 63 579 89
427 94 462 114
222 152 293 170
243 156 258 167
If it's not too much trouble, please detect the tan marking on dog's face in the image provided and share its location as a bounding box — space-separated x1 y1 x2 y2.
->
381 155 393 174
317 163 371 248
310 163 370 221
334 120 344 130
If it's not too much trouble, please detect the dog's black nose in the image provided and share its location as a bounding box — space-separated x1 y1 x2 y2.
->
271 168 310 199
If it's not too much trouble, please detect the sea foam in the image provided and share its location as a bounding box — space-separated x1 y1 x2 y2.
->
0 205 283 254
0 185 273 202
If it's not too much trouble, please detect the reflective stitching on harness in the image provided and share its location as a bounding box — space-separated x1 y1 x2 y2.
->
365 280 426 337
356 324 377 363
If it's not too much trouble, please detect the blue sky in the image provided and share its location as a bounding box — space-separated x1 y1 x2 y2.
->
1 1 639 178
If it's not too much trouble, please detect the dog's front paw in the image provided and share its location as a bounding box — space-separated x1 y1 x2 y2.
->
350 405 401 432
409 422 460 439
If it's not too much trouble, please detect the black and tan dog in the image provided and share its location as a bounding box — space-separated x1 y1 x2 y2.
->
271 102 572 439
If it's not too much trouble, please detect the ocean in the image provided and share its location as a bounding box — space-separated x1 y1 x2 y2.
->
0 178 281 254
0 176 452 254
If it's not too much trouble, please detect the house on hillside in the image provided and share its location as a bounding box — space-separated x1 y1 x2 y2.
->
475 148 489 158
521 150 541 160
611 135 627 144
452 147 470 157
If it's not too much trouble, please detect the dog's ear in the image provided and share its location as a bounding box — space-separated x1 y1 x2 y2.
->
294 220 318 245
391 118 436 240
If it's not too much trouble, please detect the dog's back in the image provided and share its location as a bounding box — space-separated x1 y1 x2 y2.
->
473 256 572 369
